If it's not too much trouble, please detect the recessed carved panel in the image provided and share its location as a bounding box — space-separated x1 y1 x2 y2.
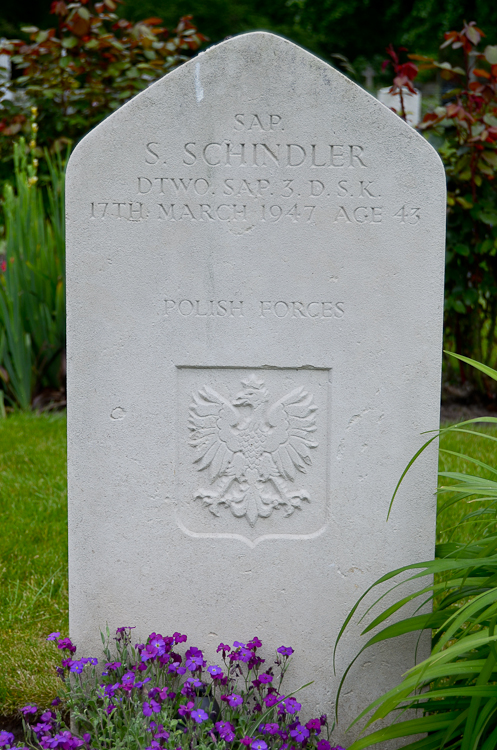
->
175 367 330 546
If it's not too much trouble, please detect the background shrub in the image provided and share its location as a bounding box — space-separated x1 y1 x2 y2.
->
0 0 206 163
0 135 66 410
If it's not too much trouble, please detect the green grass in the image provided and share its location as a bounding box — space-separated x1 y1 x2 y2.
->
0 412 67 714
438 421 497 545
0 413 496 715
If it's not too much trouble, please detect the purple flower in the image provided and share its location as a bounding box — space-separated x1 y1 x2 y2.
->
207 665 223 677
42 731 85 748
150 638 166 654
317 743 331 750
191 709 208 724
178 701 194 718
57 637 76 654
279 697 301 715
216 721 235 741
51 698 61 707
0 730 15 748
121 671 135 683
251 741 267 750
168 663 186 675
216 642 231 654
226 693 243 708
46 633 60 642
142 644 159 662
306 718 321 733
143 700 161 716
290 724 310 743
115 626 135 640
185 647 205 671
32 721 52 737
186 677 204 688
261 723 279 736
277 646 294 657
185 656 204 672
320 715 327 726
258 673 273 684
173 632 187 644
240 738 253 747
104 661 121 672
264 693 281 708
20 704 37 715
69 660 86 673
154 726 170 740
103 683 120 698
247 637 262 649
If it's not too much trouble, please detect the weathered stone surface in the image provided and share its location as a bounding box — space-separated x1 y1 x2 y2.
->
66 32 445 739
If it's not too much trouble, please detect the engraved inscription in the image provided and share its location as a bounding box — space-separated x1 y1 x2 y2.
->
166 300 244 317
165 299 344 320
260 301 344 318
188 375 318 527
89 112 424 229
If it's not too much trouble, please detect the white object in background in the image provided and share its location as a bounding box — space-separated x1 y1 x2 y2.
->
0 47 13 102
378 86 421 126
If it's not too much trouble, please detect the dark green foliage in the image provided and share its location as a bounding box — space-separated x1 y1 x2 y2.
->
0 138 66 409
118 0 497 64
411 26 497 383
0 0 206 161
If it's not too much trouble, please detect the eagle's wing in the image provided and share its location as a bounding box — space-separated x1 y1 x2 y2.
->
264 387 318 481
188 386 241 481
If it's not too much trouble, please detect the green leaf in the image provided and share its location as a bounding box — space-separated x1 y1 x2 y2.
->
485 45 497 64
35 30 49 43
482 151 497 168
62 36 79 49
347 713 461 750
445 351 497 382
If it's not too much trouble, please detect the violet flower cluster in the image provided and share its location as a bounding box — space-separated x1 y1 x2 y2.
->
10 628 346 750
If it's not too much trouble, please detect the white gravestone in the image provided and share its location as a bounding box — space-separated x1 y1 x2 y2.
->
66 32 445 739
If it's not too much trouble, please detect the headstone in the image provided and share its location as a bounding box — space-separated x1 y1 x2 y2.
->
66 32 445 741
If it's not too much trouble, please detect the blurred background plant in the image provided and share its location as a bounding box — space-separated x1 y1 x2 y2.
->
0 0 206 412
0 6 497 407
410 25 497 394
0 0 205 170
336 354 497 750
0 113 66 411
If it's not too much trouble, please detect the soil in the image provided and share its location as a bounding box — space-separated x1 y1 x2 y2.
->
0 714 24 743
441 380 497 424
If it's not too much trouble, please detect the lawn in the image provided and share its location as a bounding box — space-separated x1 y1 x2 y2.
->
0 412 496 716
0 413 67 714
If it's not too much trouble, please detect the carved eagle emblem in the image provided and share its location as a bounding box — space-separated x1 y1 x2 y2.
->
188 375 318 527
